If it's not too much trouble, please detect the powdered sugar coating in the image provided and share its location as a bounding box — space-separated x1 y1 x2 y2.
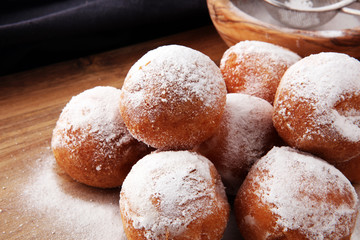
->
120 151 229 239
120 44 227 150
222 41 300 63
51 86 151 188
196 93 276 195
123 45 224 111
239 146 359 239
273 52 360 162
220 40 301 104
52 86 132 154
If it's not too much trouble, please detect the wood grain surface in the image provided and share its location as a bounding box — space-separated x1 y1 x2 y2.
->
0 25 228 239
1 23 359 240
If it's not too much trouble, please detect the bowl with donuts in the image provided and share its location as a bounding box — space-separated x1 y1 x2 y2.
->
207 0 360 59
52 41 360 239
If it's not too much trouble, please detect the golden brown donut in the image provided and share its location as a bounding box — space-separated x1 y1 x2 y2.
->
51 86 153 188
119 45 227 150
334 155 360 184
234 146 359 240
120 151 230 240
196 93 278 195
273 52 360 163
220 40 301 104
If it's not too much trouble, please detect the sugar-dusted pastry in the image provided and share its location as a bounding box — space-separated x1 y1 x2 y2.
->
52 86 152 188
273 52 360 163
235 146 359 240
120 151 230 240
220 40 301 104
119 45 227 150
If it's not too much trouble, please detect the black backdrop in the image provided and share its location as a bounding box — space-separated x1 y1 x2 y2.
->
0 0 211 76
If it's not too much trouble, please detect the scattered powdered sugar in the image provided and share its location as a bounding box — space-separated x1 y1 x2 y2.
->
120 44 226 124
316 30 345 37
252 146 359 239
120 151 226 239
15 152 360 240
317 12 360 31
276 52 360 142
22 154 127 240
285 0 313 9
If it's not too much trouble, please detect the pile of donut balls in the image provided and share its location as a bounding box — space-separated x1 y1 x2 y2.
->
52 42 360 240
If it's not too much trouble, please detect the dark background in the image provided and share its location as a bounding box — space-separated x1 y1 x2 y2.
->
0 0 211 76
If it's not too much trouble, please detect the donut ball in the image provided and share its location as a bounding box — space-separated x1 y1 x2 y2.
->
235 146 359 240
119 45 227 150
196 93 278 195
220 40 301 104
120 151 230 240
334 156 360 184
273 52 360 163
51 86 153 188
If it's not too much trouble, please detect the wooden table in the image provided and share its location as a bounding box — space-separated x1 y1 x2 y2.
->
1 24 359 240
0 25 232 240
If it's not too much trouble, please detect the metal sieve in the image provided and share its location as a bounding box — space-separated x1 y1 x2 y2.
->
263 0 360 29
